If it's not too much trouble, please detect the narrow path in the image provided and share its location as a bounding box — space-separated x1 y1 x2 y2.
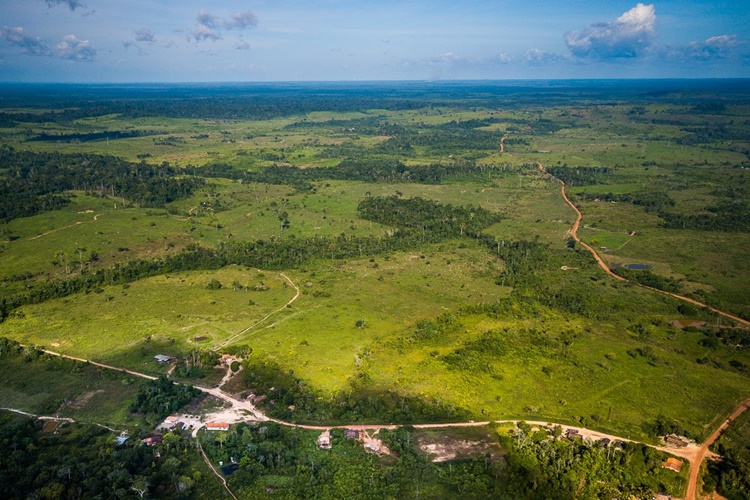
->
217 272 301 349
538 162 750 328
29 214 101 240
0 407 75 423
198 442 239 500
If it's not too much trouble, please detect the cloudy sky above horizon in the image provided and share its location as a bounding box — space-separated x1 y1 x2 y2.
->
0 0 748 82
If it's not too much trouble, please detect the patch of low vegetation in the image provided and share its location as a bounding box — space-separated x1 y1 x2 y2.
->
705 408 750 499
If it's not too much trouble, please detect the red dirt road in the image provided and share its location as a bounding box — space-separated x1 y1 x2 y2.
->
539 162 750 328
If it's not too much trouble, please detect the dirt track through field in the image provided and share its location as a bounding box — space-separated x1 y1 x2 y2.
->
216 272 301 349
538 162 750 328
35 343 750 500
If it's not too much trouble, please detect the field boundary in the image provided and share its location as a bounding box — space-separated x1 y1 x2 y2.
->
538 162 750 328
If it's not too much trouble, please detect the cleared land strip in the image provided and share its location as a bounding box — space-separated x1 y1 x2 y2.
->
32 347 750 499
538 162 750 328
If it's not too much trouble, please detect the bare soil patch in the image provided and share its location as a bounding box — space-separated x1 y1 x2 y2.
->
67 389 104 409
415 428 501 463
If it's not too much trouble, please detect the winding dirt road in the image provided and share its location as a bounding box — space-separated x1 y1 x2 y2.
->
538 162 750 328
35 344 750 499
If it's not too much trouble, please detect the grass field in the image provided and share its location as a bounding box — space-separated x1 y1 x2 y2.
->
1 88 749 448
0 350 145 428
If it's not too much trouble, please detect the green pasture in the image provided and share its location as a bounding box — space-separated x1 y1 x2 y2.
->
0 351 144 428
367 306 750 441
574 198 750 316
0 93 748 447
1 267 295 364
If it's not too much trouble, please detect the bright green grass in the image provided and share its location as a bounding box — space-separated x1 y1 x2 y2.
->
1 267 295 363
367 307 750 442
575 199 750 316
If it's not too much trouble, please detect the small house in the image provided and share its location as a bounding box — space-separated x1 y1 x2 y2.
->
206 422 229 431
344 429 360 440
154 354 174 364
318 430 332 450
599 438 611 447
661 457 683 473
220 354 237 365
665 436 688 448
565 429 582 440
143 435 163 446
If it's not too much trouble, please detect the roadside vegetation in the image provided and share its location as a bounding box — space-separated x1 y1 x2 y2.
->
0 81 748 497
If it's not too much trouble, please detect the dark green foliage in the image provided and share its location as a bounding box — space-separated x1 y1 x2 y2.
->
576 190 675 212
129 376 201 421
660 201 750 232
707 410 750 500
357 195 502 237
27 129 157 143
642 414 695 440
612 268 681 293
545 165 615 186
475 236 549 289
499 425 686 499
0 148 203 223
442 330 508 371
201 422 503 499
0 413 216 499
411 312 462 342
200 159 505 190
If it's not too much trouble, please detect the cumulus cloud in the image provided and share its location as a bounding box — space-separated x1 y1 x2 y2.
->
191 9 221 42
57 34 96 62
524 49 566 65
564 3 656 59
236 40 250 50
225 11 258 30
45 0 86 11
196 9 219 29
0 26 52 56
134 28 156 43
684 35 741 60
190 8 258 42
191 24 221 42
497 53 512 64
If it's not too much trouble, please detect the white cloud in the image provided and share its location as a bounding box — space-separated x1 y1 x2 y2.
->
684 35 741 60
191 24 221 42
57 34 96 62
197 9 219 29
524 49 565 65
225 11 258 30
190 8 257 43
0 26 52 56
564 3 657 59
135 28 156 43
497 53 512 64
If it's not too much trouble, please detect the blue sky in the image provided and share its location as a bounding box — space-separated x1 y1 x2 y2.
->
0 0 748 82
